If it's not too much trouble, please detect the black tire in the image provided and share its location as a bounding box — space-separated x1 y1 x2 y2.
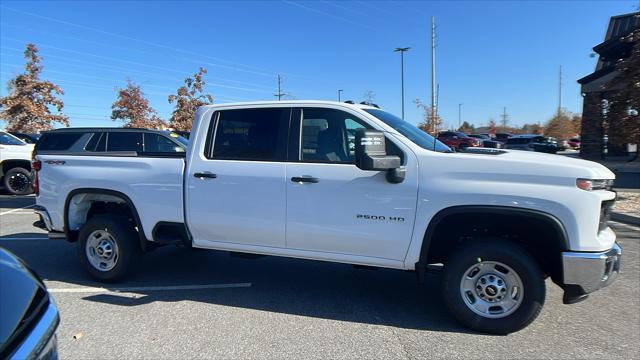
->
441 239 545 334
3 167 33 195
77 215 141 283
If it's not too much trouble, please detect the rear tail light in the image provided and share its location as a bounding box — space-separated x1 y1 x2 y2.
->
32 160 41 196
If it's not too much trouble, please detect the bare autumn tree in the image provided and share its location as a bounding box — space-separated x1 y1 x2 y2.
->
0 43 68 132
605 22 640 154
544 110 579 139
457 121 476 134
414 99 442 135
168 67 213 131
111 80 166 129
521 123 544 135
487 118 497 137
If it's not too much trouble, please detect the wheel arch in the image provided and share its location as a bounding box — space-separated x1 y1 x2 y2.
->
416 205 569 282
1 159 32 176
64 188 148 251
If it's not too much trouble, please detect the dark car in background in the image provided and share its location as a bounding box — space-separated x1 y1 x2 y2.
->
468 134 504 148
8 132 41 144
504 135 558 153
0 248 60 360
437 131 482 151
494 133 514 143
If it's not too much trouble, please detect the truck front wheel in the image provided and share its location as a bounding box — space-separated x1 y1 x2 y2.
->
3 167 32 195
77 215 141 283
441 239 545 334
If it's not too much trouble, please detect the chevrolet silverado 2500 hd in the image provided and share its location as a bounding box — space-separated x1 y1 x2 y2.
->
32 101 621 334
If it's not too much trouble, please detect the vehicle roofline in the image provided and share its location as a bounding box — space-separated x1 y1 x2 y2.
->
199 100 379 111
42 128 172 133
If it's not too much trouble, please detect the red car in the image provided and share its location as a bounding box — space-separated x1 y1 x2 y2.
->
437 131 482 151
567 138 581 149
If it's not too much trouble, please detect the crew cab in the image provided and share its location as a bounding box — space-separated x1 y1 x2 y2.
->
32 101 621 334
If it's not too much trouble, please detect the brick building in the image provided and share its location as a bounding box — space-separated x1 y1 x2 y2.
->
577 12 639 160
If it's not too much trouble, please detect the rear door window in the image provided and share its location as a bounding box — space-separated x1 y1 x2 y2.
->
107 132 143 152
207 108 289 161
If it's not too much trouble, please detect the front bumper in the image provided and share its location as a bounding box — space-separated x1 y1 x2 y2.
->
561 243 621 303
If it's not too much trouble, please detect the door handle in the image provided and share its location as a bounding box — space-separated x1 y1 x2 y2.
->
194 172 217 179
291 176 319 184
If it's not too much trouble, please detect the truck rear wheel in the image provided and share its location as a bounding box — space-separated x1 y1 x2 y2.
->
441 239 545 334
77 215 140 283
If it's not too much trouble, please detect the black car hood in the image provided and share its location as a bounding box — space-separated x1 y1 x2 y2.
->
0 248 48 355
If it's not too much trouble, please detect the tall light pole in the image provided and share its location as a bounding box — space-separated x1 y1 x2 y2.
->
394 47 410 119
338 89 343 102
458 103 463 129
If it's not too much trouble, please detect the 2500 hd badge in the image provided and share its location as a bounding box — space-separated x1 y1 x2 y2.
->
357 214 405 222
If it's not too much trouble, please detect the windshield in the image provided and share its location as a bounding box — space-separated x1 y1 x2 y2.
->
0 131 27 146
363 109 451 152
164 131 189 147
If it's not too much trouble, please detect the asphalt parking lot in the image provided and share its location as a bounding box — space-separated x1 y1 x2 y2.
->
1 194 638 359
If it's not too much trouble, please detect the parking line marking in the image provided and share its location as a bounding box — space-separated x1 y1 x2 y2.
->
0 205 35 216
48 283 252 293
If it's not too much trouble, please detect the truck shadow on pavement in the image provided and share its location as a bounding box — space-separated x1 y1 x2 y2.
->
0 194 35 209
2 235 474 334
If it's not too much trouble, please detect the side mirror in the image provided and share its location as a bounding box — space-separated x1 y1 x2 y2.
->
355 129 404 183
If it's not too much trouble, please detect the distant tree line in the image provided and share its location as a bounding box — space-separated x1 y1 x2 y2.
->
0 43 214 132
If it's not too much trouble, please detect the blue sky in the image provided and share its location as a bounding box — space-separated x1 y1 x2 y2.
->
0 0 638 129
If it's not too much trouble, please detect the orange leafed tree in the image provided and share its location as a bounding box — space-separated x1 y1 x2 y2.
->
168 67 213 131
414 99 442 135
0 43 68 132
111 80 166 129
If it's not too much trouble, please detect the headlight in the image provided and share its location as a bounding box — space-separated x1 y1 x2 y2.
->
576 178 614 191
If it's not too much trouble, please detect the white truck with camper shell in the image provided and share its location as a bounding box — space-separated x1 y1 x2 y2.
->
32 101 621 334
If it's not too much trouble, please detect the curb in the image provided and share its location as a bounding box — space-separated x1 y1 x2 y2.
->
611 212 640 227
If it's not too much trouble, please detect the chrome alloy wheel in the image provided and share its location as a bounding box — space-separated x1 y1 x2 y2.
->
459 261 524 319
85 230 119 272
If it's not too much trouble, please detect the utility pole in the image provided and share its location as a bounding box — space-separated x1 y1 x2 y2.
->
557 65 562 116
430 16 437 131
338 89 343 102
501 106 509 129
394 47 410 119
274 74 285 101
458 103 463 129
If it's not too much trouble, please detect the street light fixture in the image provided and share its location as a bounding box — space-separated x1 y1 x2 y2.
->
394 47 410 119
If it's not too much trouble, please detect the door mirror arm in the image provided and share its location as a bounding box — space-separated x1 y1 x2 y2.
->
386 167 406 184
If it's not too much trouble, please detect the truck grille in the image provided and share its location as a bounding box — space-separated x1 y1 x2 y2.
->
599 199 615 232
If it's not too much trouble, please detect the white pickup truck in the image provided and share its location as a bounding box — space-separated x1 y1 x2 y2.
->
32 101 621 334
0 131 35 195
